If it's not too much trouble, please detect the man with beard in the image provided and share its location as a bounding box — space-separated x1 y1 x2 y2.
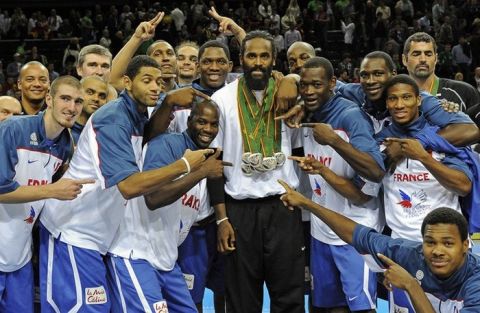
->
38 56 211 312
402 32 480 114
71 76 108 144
211 30 305 313
176 41 199 87
17 61 49 115
0 76 93 312
292 57 383 313
106 100 228 313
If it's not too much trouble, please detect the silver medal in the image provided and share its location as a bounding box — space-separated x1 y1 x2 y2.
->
248 153 263 166
241 163 254 176
262 157 277 171
242 152 251 164
274 152 286 167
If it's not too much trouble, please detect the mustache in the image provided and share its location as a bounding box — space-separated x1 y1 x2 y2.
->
245 66 268 73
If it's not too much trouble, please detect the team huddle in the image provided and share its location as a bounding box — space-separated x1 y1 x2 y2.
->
1 8 480 313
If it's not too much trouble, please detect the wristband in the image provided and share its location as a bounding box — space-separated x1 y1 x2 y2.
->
181 157 191 174
216 217 229 225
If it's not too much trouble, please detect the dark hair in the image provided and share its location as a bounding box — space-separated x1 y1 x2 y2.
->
125 55 160 79
240 30 276 59
146 40 173 56
403 32 437 55
198 40 231 61
382 74 420 98
421 207 468 242
188 99 220 120
50 75 81 97
302 57 334 80
364 51 396 73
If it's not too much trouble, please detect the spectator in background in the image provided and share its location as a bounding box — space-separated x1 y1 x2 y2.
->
437 15 454 45
437 42 455 78
26 46 47 66
99 29 111 49
417 10 433 33
6 53 23 80
376 0 391 22
341 16 355 54
48 9 62 38
171 4 186 34
62 37 80 69
273 28 285 55
432 0 446 33
48 63 59 82
281 7 297 32
286 0 301 21
473 67 480 93
395 0 414 25
452 36 473 82
285 22 302 49
258 0 273 19
374 12 388 50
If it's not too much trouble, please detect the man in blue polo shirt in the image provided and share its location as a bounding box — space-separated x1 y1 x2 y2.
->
0 75 92 312
278 184 480 312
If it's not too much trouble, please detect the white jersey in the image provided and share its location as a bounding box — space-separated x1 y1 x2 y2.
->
382 149 463 241
0 113 70 272
303 128 383 245
211 79 301 199
40 93 148 254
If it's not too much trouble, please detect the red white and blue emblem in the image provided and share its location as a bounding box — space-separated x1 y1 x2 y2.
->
397 189 412 208
313 178 322 196
397 189 427 210
24 206 36 224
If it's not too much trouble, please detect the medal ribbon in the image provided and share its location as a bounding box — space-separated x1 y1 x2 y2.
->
237 76 281 156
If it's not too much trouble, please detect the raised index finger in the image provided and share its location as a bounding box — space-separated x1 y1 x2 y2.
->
277 179 292 192
208 6 221 20
377 253 396 267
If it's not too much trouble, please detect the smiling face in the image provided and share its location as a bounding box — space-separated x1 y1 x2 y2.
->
18 63 50 104
403 41 437 80
299 66 335 112
177 45 199 82
385 82 421 125
360 57 395 101
187 103 219 149
81 77 108 117
148 41 177 75
125 66 162 110
46 84 84 129
422 223 469 279
241 37 275 90
199 47 232 89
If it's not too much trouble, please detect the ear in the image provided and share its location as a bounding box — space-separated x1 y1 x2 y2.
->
45 93 53 109
76 64 83 77
402 54 408 67
123 76 132 91
462 239 469 254
329 76 337 91
228 61 233 73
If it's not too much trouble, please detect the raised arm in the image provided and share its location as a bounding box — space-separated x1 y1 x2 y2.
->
208 7 246 44
109 12 164 91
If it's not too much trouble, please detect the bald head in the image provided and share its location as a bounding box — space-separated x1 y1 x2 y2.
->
0 96 22 122
287 42 316 74
18 61 50 110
